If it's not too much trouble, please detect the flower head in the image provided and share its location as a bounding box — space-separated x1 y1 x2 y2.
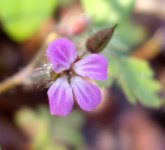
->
46 38 108 116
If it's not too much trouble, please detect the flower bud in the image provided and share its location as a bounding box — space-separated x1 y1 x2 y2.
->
86 24 117 53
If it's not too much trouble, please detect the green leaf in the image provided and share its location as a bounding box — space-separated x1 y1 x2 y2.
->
0 0 58 42
81 0 135 24
82 0 145 53
103 49 162 108
109 22 146 53
15 106 85 149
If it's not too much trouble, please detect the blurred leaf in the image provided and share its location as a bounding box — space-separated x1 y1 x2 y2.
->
115 22 146 47
103 49 162 107
15 106 85 150
82 0 145 53
81 0 135 24
0 0 58 42
109 22 146 53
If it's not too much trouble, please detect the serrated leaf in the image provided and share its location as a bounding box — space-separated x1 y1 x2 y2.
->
0 0 58 42
103 49 162 108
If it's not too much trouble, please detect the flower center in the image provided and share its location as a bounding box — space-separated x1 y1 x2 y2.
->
50 64 77 83
66 69 73 79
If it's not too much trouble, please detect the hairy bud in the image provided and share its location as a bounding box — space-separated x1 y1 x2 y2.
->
86 24 118 53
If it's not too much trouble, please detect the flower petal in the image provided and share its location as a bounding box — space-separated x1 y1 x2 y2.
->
71 76 101 111
46 38 77 73
47 76 74 116
73 54 108 80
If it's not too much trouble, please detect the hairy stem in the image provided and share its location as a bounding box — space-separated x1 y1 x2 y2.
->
0 32 58 94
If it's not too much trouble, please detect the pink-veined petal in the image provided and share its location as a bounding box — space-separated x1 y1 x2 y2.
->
46 38 77 73
47 76 74 116
73 54 108 80
71 76 101 111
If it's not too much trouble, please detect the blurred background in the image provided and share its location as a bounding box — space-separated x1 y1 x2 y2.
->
0 0 165 149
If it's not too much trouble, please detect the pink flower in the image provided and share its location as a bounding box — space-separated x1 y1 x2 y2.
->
46 38 108 116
